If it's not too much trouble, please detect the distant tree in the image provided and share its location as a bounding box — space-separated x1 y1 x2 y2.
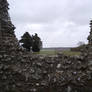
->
32 33 42 52
19 32 32 51
71 41 86 52
77 41 85 46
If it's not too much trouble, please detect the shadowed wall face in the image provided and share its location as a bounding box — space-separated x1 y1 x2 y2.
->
86 20 92 60
88 20 92 45
0 0 19 53
0 0 15 36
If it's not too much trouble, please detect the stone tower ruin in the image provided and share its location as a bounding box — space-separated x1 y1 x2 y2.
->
88 20 92 45
87 20 92 60
0 0 19 54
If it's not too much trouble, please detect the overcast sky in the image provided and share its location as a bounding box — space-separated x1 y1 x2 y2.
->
7 0 92 47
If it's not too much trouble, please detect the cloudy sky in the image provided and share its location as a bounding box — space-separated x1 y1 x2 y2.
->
7 0 92 47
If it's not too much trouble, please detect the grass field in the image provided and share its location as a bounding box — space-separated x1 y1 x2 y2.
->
62 51 81 56
39 50 58 55
33 49 81 56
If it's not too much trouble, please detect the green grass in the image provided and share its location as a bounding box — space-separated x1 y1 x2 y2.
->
38 50 57 55
62 51 81 56
33 50 81 56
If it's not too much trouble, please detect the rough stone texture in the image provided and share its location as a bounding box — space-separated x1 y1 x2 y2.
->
0 0 92 92
0 0 20 55
88 20 92 45
87 20 92 61
0 53 92 92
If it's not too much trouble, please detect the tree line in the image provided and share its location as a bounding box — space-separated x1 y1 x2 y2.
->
19 32 42 52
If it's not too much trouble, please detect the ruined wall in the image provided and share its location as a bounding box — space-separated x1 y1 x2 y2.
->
0 53 92 92
0 0 92 92
0 0 20 55
87 20 92 61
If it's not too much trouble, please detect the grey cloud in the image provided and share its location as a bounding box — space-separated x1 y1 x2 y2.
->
8 0 92 25
8 0 67 24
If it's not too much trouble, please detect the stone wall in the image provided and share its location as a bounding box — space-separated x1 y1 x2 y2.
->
0 53 92 92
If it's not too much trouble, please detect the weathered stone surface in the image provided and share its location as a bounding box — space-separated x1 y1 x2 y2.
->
0 53 92 92
87 20 92 61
